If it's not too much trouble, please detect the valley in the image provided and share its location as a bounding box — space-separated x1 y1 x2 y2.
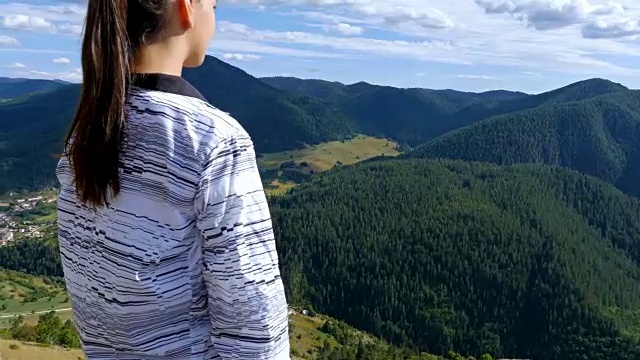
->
1 56 640 360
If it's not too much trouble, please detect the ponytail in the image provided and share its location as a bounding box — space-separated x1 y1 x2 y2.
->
65 0 130 207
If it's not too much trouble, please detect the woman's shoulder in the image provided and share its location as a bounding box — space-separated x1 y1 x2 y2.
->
197 102 248 139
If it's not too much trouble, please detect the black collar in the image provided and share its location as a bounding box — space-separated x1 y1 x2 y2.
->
131 73 206 102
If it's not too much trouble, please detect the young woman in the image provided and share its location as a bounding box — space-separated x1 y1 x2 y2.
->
56 0 290 358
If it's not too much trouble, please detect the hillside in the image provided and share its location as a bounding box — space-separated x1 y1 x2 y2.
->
0 269 449 360
0 78 67 100
0 311 452 360
271 158 640 360
0 56 358 194
0 269 68 322
0 84 80 194
408 90 640 197
260 76 348 102
183 57 356 152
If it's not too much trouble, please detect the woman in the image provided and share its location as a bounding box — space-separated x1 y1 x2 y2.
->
56 0 290 358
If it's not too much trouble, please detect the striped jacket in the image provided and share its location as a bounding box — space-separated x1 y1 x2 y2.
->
56 73 290 359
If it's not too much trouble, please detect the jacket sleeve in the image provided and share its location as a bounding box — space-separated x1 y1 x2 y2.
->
195 132 290 359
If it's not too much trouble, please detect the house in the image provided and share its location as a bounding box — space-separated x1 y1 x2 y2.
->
0 229 13 246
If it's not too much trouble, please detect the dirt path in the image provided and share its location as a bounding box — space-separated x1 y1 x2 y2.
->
0 307 71 319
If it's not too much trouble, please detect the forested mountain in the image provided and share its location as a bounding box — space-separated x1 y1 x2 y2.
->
408 90 640 197
183 57 355 153
262 76 528 104
263 76 624 148
271 158 640 360
0 56 356 193
450 78 628 129
260 76 348 102
0 84 80 194
263 77 488 147
0 78 67 99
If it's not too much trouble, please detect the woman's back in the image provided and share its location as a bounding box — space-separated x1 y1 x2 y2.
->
58 0 290 358
57 73 290 359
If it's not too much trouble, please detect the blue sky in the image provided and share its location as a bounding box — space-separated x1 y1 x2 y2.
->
1 0 640 93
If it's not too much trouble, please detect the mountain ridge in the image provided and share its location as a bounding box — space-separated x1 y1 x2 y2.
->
407 88 640 197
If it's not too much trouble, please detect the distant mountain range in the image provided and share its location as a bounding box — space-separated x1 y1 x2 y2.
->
0 78 68 99
0 55 634 196
407 89 640 197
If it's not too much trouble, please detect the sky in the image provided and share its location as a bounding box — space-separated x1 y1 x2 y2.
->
1 0 640 93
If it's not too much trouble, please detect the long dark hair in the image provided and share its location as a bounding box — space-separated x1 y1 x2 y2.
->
64 0 167 207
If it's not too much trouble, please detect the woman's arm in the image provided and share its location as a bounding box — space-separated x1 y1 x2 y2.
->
195 133 290 359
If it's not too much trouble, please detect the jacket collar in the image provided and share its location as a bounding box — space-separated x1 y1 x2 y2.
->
131 73 206 102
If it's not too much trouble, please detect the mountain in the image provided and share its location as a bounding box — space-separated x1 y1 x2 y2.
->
261 77 528 105
262 77 629 147
260 76 348 102
407 89 640 197
450 78 628 129
183 57 355 153
0 83 80 194
0 59 631 195
264 77 624 149
272 158 640 360
0 78 68 100
0 56 357 194
263 78 486 147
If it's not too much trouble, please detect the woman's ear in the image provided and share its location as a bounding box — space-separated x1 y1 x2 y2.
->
176 0 195 30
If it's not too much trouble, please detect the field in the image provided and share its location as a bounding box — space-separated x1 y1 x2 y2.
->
0 340 84 360
259 135 401 195
0 270 70 328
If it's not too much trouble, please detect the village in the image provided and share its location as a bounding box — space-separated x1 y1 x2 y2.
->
0 194 57 246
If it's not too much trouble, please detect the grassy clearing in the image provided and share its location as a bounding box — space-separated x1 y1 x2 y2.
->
0 340 84 360
289 312 340 359
0 294 69 315
260 135 400 196
0 270 69 327
259 135 400 173
266 180 298 197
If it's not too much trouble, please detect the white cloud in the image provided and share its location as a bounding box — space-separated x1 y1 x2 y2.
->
52 57 71 64
21 67 82 82
1 13 82 35
582 18 640 38
5 62 26 69
215 19 639 76
0 3 85 23
221 53 262 61
229 0 456 32
0 35 19 46
457 74 499 80
475 0 640 39
2 14 54 31
324 23 364 36
217 21 465 65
